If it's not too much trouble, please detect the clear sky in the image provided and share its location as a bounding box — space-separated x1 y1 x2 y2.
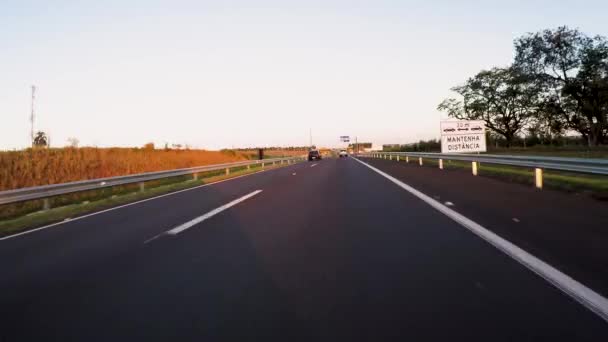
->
2 0 607 150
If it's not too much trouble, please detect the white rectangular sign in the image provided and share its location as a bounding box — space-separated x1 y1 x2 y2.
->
339 136 350 142
440 120 486 153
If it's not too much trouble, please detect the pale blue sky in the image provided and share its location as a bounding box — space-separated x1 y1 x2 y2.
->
2 0 607 149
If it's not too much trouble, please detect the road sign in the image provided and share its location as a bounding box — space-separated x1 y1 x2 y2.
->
340 136 350 142
440 120 486 153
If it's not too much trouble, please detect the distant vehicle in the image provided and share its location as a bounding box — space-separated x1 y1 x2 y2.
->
470 126 483 131
339 150 348 158
308 150 322 161
443 128 456 132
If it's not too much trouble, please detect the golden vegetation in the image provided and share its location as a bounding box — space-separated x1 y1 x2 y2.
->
0 147 250 191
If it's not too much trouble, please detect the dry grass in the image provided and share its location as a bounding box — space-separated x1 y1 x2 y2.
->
0 147 250 191
237 149 308 159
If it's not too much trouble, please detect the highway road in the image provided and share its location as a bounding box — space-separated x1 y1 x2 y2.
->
1 157 607 341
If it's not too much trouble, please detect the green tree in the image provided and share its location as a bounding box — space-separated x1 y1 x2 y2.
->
514 26 608 145
438 67 540 147
33 131 48 148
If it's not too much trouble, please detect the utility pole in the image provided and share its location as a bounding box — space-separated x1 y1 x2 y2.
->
309 128 312 148
30 85 36 147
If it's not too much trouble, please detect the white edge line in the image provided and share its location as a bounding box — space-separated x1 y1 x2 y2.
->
163 189 262 236
353 157 608 323
0 163 297 241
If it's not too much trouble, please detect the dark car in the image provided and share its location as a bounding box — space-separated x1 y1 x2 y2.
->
308 150 322 161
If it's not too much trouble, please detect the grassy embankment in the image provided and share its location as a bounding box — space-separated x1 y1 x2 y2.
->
387 147 608 198
0 147 305 236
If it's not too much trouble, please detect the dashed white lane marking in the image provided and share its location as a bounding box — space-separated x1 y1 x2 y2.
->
166 190 262 236
353 157 608 323
310 163 318 168
444 201 454 206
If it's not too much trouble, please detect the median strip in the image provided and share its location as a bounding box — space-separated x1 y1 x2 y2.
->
0 159 303 240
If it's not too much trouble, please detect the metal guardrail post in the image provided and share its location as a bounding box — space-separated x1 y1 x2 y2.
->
139 182 145 192
472 162 478 176
439 159 443 170
535 168 543 189
225 168 230 175
43 198 51 211
396 156 400 162
262 162 265 169
419 157 423 166
389 155 392 160
193 173 198 181
406 156 409 163
247 164 251 170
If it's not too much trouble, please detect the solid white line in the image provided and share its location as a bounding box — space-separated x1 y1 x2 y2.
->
310 163 318 168
165 190 262 235
0 164 293 241
353 157 608 323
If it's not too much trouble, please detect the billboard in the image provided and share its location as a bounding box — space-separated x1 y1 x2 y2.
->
440 120 486 153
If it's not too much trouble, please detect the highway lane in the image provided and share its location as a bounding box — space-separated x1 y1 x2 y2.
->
1 157 607 340
0 162 309 299
358 156 608 298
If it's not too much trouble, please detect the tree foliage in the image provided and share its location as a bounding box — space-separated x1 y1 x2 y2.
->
514 26 608 145
438 67 540 146
33 131 48 148
67 137 80 148
439 26 608 147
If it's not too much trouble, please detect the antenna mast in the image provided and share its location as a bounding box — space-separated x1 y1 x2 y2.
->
30 85 36 147
309 128 312 148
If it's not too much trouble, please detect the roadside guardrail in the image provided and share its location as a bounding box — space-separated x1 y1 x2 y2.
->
0 157 304 208
360 152 608 189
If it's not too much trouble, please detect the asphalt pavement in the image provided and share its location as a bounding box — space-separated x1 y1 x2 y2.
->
359 156 608 298
1 157 607 341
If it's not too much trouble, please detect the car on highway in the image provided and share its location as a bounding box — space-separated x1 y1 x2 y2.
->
308 149 322 161
339 150 348 158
